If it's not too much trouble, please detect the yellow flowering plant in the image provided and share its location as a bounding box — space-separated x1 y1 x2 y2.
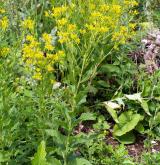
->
0 8 8 31
22 33 65 81
20 0 140 117
41 0 139 91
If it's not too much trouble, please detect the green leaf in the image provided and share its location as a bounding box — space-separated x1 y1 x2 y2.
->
113 111 142 136
100 64 120 73
97 80 110 88
48 158 62 165
141 100 151 116
125 93 142 102
32 141 50 165
93 121 110 130
0 152 10 163
151 112 160 126
135 123 144 133
122 159 135 165
79 112 96 121
45 129 66 145
104 104 119 123
116 132 135 144
104 101 120 123
68 158 92 165
72 132 95 146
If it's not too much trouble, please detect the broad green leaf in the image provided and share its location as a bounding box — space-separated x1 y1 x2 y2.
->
125 93 142 102
135 123 144 133
113 111 142 136
79 112 96 121
141 100 151 116
32 141 50 165
68 158 92 165
116 132 135 144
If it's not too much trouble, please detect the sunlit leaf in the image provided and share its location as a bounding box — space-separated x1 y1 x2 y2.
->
113 111 142 136
141 100 151 116
125 93 142 102
32 141 50 165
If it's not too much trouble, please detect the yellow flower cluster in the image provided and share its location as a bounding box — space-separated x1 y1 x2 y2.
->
0 47 10 57
124 0 139 7
0 9 8 31
22 34 64 80
0 16 8 30
52 6 68 17
0 8 5 14
21 0 139 81
112 26 128 44
21 18 34 31
42 33 54 51
45 0 138 46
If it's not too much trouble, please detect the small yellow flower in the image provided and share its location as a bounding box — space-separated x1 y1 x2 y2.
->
0 8 5 14
47 64 54 72
44 11 49 17
42 33 54 51
57 18 68 26
129 23 136 29
42 33 52 42
0 16 8 30
26 35 35 42
100 5 110 12
52 6 68 17
68 24 77 31
22 18 34 30
45 44 54 51
57 50 65 57
32 72 42 80
79 29 86 34
0 47 10 57
58 31 69 44
129 10 139 15
111 5 122 14
124 0 138 7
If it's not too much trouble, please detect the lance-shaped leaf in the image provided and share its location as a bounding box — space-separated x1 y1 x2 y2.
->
141 100 151 116
104 101 120 123
125 93 142 102
113 111 142 136
32 141 50 165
